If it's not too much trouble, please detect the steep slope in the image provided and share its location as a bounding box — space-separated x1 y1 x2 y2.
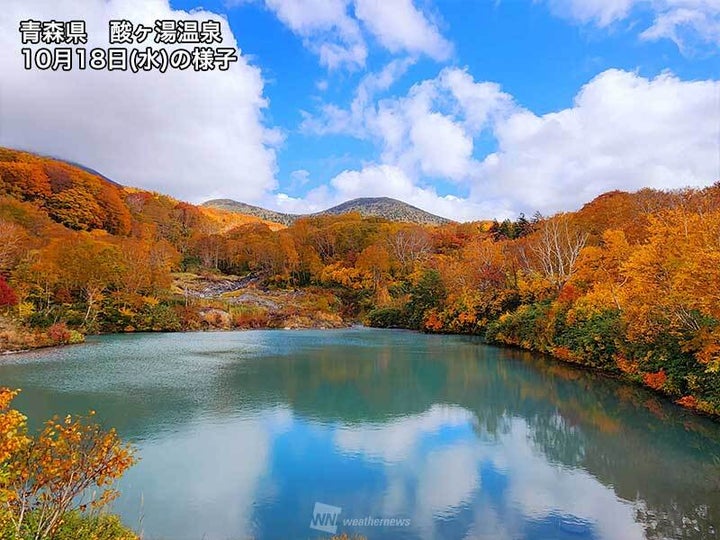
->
203 196 451 225
0 147 279 238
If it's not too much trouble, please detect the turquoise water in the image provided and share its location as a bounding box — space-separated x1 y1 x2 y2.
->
0 328 719 540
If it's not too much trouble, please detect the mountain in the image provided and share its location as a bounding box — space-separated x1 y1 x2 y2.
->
202 199 297 226
203 197 452 226
0 147 281 235
321 197 451 224
0 145 448 229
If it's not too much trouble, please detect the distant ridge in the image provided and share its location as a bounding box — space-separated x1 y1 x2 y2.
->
203 197 452 226
204 199 297 225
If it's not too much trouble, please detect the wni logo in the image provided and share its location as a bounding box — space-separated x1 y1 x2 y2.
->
310 502 342 534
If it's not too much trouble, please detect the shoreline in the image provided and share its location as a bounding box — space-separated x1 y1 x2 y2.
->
0 320 358 356
485 339 720 423
2 323 716 423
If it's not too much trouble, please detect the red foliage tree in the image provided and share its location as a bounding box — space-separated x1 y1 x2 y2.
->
0 275 18 308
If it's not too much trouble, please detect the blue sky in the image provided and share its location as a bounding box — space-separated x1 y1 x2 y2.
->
1 0 718 220
177 0 720 218
190 0 716 197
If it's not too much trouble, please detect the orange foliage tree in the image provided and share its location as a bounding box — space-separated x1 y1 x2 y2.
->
621 207 720 370
0 388 136 539
0 163 51 202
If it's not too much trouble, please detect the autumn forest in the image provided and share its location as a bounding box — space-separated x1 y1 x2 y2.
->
1 147 719 418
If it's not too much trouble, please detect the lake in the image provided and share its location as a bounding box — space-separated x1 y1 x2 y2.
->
0 328 719 540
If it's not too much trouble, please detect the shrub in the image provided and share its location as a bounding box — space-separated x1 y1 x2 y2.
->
486 302 553 351
68 330 85 344
366 307 405 328
5 511 139 540
47 322 72 344
231 305 271 328
554 308 623 370
404 270 446 330
145 303 182 332
0 388 136 539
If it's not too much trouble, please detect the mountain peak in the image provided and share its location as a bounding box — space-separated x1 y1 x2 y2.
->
202 197 451 226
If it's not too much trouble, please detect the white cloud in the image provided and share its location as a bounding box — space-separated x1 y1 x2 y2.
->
641 2 720 51
292 67 511 219
255 0 367 69
263 0 352 32
301 57 416 136
357 57 417 107
416 444 480 517
0 0 279 204
300 66 718 220
371 77 472 178
478 69 720 215
334 404 472 462
233 0 451 69
118 407 291 540
288 168 311 191
329 164 474 217
543 0 636 26
408 111 474 179
332 407 647 540
271 164 502 221
439 69 514 132
306 66 514 184
354 0 452 60
290 168 311 185
543 0 720 51
492 418 646 540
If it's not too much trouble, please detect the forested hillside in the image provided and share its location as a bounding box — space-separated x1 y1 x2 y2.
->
1 147 719 417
